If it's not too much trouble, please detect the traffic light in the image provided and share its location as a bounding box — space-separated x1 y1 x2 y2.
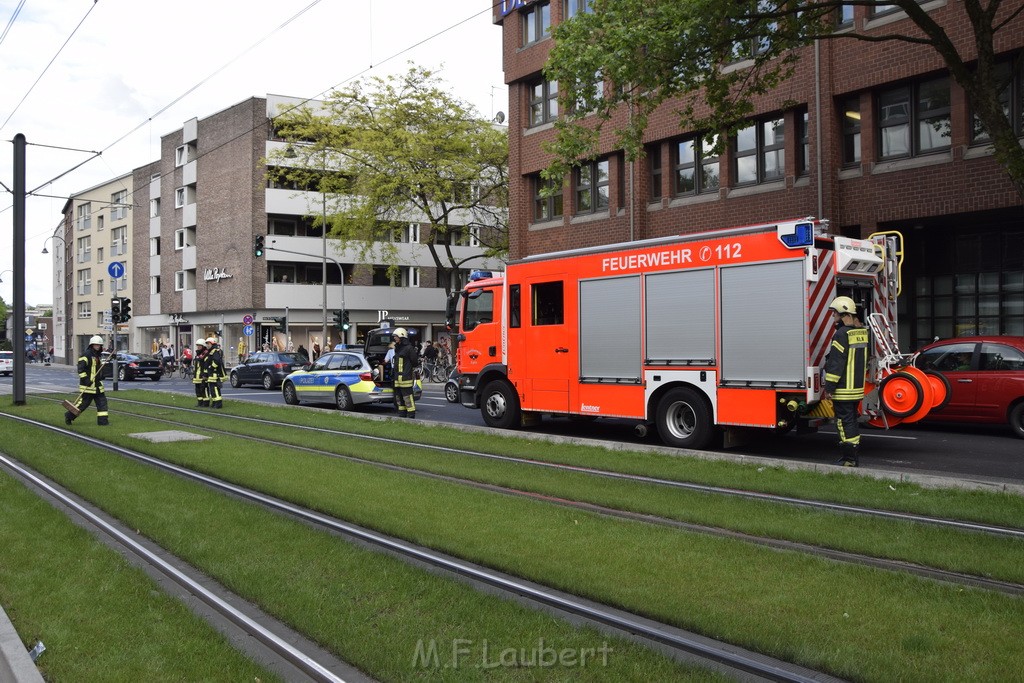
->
111 297 121 321
342 310 350 331
254 235 265 257
332 310 344 331
270 316 287 329
120 298 132 323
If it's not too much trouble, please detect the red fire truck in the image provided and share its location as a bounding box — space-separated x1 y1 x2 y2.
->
448 218 945 449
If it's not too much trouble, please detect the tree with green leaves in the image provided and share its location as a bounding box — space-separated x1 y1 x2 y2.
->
544 0 1024 200
267 65 509 296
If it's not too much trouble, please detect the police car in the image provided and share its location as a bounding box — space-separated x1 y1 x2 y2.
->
281 351 421 411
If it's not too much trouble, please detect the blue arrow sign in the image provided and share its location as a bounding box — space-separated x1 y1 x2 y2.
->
107 261 125 278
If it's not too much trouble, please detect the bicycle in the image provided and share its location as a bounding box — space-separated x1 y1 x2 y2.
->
178 360 192 379
430 359 454 384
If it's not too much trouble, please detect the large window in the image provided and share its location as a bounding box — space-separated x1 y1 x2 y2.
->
877 76 951 159
76 202 91 230
533 175 563 221
111 190 128 220
971 60 1024 143
840 95 862 165
574 158 609 214
528 78 559 126
522 1 550 45
565 0 593 19
733 118 784 185
531 281 564 326
673 135 720 196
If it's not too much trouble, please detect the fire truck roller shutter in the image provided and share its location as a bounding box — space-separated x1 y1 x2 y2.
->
719 260 806 385
645 269 715 364
579 276 641 381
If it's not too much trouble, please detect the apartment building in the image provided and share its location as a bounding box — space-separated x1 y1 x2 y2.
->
496 1 1024 349
122 95 501 360
60 174 134 357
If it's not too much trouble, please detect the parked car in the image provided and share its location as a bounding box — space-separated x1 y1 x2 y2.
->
99 352 164 381
913 335 1024 438
445 367 460 403
230 352 307 390
281 351 422 410
0 350 13 376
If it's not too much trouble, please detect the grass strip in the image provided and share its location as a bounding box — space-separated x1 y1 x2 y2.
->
0 416 717 681
107 389 1024 527
4 401 1024 681
101 395 1024 585
0 469 279 682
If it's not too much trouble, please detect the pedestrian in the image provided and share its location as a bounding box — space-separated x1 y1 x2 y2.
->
423 340 439 381
822 296 869 467
297 344 308 361
193 339 210 407
391 327 418 418
312 342 321 361
65 335 110 426
204 337 226 408
238 337 247 363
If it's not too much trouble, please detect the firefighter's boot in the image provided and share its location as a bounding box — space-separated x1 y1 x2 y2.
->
64 411 74 426
834 443 859 467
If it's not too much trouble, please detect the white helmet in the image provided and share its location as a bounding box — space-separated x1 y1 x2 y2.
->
89 335 104 346
828 296 858 316
205 337 217 346
392 327 408 339
195 339 206 348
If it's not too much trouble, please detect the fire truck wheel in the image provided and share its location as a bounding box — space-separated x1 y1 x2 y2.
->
481 380 521 430
656 387 713 450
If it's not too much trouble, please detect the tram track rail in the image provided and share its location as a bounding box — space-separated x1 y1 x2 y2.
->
0 412 837 683
61 398 1024 598
105 395 1024 541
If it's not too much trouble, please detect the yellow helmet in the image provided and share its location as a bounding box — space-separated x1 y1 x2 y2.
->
829 296 858 315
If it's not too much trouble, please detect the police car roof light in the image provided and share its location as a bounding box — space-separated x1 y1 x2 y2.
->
469 270 493 281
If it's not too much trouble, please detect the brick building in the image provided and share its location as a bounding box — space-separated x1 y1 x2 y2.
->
496 0 1024 349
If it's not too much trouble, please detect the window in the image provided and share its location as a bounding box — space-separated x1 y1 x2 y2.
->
648 145 662 201
175 187 185 208
175 271 186 292
841 96 862 165
528 78 559 126
574 158 610 214
175 145 191 167
97 279 104 295
97 247 104 264
796 109 810 176
402 267 420 288
733 118 784 185
837 4 855 26
509 284 521 328
96 215 104 231
565 0 593 18
111 227 127 256
672 135 720 195
150 237 160 256
523 1 550 45
77 236 91 263
980 343 1024 372
407 223 420 243
971 61 1024 142
174 228 194 250
111 190 128 220
77 302 91 319
877 77 951 159
77 269 92 295
533 175 563 221
150 198 161 218
463 289 494 332
76 203 91 230
532 281 564 325
372 266 392 286
152 275 161 295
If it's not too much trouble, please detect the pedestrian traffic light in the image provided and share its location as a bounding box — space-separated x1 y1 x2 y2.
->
254 235 265 257
342 310 350 331
120 298 132 323
271 316 287 329
111 297 121 321
332 310 344 331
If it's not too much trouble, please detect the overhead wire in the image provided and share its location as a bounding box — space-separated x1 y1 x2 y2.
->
0 0 27 50
0 0 99 133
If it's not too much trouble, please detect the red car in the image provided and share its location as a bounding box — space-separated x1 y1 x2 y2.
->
913 335 1024 439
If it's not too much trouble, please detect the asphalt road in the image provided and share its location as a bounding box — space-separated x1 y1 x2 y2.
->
6 362 1022 487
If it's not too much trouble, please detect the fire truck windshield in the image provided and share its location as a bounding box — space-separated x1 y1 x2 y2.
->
462 289 494 332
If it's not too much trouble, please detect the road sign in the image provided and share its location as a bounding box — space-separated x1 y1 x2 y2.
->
242 314 254 325
108 261 125 278
242 324 254 336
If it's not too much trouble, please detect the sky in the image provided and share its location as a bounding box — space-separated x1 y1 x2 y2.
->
0 0 508 306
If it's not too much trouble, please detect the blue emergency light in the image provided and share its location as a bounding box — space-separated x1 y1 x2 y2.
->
469 270 493 281
778 221 814 248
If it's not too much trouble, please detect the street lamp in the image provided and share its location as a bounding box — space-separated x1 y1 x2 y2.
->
41 234 66 254
0 269 11 284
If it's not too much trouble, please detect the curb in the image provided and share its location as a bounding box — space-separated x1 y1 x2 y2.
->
0 604 44 683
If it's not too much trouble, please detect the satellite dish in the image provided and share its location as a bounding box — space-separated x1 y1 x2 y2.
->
493 111 506 124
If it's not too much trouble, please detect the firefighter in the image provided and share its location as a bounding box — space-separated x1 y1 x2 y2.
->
193 339 209 407
822 296 870 467
205 337 226 409
65 335 110 426
391 327 417 418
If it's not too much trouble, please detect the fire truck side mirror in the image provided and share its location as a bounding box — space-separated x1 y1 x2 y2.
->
457 333 466 342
